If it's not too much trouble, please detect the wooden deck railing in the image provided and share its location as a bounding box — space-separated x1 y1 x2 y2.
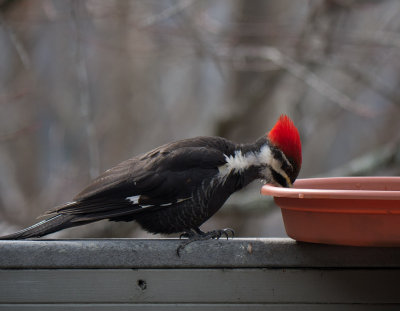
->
1 238 400 310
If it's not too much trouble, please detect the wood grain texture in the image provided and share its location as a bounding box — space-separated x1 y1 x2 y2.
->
1 304 400 311
1 238 400 268
1 239 399 309
0 269 399 304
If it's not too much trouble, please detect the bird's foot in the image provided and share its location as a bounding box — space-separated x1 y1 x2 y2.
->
201 228 235 240
177 228 235 256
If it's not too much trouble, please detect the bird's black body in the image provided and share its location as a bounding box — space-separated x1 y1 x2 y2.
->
1 136 273 239
132 137 264 234
0 115 302 246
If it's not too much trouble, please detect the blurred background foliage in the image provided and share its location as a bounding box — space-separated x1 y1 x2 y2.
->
0 0 399 238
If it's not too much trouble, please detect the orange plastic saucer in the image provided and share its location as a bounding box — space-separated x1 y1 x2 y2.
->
261 177 400 247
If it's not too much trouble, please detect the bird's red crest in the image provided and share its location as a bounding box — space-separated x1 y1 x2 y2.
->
268 115 302 169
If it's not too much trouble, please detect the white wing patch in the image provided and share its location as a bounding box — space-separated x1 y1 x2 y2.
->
160 203 173 207
126 195 140 205
125 196 192 208
125 196 155 209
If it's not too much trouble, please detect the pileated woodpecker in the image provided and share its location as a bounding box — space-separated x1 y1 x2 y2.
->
0 115 302 253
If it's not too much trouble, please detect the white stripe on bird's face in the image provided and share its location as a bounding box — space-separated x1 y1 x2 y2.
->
217 144 292 187
258 145 292 187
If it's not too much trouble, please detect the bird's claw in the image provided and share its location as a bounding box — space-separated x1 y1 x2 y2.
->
203 228 235 240
176 228 235 257
217 228 235 240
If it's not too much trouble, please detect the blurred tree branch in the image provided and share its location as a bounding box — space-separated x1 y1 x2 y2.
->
71 0 99 178
139 0 195 29
0 124 36 142
322 139 400 177
217 45 375 117
0 0 19 12
0 11 30 69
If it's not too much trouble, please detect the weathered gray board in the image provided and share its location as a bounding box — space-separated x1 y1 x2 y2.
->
1 238 400 310
1 269 400 304
1 238 400 268
1 306 400 311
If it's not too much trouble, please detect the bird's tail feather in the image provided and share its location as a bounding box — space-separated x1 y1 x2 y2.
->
0 214 82 240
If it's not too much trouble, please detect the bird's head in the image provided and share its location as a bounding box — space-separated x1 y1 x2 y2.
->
259 115 302 187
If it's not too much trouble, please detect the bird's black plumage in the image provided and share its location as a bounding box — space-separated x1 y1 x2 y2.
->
0 115 302 244
0 136 263 239
62 136 242 234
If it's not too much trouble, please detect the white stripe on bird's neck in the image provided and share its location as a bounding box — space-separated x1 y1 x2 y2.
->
218 145 291 186
218 145 271 176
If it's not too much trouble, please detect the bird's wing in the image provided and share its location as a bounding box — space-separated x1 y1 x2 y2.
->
73 136 233 201
47 143 230 220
